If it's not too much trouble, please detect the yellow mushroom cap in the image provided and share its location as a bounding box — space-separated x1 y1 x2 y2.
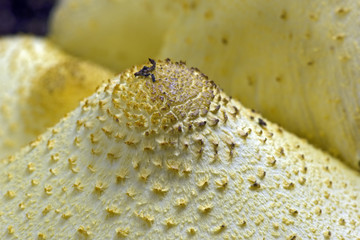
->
0 35 113 158
159 0 360 170
49 0 182 71
1 59 359 239
50 0 360 170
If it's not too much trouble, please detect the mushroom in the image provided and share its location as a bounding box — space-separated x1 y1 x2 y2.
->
0 35 113 158
159 0 360 170
50 0 360 170
1 59 359 239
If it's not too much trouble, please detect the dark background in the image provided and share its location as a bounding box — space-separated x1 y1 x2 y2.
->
0 0 57 35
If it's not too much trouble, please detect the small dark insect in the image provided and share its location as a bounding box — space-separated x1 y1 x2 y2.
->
258 118 267 127
134 58 156 82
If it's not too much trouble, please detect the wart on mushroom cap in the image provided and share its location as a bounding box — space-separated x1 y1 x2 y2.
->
0 59 359 239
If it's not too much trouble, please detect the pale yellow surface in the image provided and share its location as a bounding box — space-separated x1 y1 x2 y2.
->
50 0 360 170
0 60 359 239
49 0 183 71
0 36 113 158
159 0 360 170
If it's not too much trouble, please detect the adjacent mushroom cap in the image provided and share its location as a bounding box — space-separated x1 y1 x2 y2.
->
0 35 113 158
49 0 183 71
1 60 359 239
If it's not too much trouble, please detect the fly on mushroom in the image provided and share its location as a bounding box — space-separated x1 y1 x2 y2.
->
134 58 156 82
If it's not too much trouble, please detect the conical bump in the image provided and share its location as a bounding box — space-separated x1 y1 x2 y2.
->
110 59 218 134
1 59 360 239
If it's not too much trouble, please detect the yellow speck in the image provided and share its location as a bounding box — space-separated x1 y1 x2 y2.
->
47 139 55 150
283 180 295 189
8 225 14 234
26 212 34 219
7 173 13 181
187 227 197 235
106 206 121 215
38 232 46 239
42 205 52 215
116 168 128 182
215 176 228 189
62 211 72 219
289 208 298 215
198 203 213 213
333 34 346 41
336 7 350 15
116 227 129 237
257 168 266 179
51 153 59 162
152 182 169 194
73 180 84 191
126 188 136 198
175 198 188 207
5 190 16 198
315 206 322 215
134 211 154 224
139 168 151 181
323 230 331 238
94 182 107 193
74 136 80 146
78 226 91 236
44 185 53 195
267 156 276 166
31 179 39 185
213 224 226 233
87 164 96 173
68 157 77 165
28 162 35 172
49 168 57 175
287 234 297 240
166 160 180 172
197 176 209 188
298 177 306 185
273 222 279 229
282 217 294 225
165 218 176 227
19 202 25 210
247 175 256 183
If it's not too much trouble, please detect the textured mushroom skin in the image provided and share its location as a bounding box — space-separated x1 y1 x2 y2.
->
159 0 360 170
50 0 360 170
1 60 359 239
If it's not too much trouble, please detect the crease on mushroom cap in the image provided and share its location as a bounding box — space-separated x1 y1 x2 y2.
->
0 59 359 239
0 35 114 158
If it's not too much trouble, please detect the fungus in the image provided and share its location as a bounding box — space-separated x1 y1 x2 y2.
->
51 0 360 169
157 0 360 170
0 35 113 159
0 60 359 239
